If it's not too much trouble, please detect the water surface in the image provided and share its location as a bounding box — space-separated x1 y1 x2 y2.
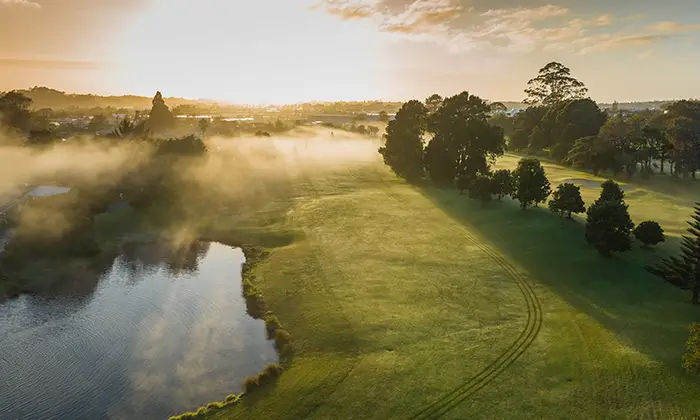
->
0 242 277 420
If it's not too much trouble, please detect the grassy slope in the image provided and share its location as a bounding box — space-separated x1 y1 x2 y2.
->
211 157 700 420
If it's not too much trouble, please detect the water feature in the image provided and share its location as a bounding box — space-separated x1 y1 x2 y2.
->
0 241 278 420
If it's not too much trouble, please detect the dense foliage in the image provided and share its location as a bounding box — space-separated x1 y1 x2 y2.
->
513 158 551 209
378 100 428 182
424 92 505 184
491 169 515 201
585 181 634 256
646 203 700 304
548 183 585 219
633 221 665 248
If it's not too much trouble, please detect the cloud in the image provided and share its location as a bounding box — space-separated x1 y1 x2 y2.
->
380 0 463 35
311 0 379 20
1 0 41 8
314 1 695 55
647 21 700 33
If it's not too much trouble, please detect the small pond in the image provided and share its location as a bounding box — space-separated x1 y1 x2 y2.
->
0 241 278 420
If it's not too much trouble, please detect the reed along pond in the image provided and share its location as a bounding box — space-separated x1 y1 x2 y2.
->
0 242 278 420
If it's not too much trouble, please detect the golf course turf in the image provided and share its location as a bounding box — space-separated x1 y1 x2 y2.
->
204 154 700 420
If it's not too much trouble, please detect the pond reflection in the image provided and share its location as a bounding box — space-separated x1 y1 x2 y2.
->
0 242 277 420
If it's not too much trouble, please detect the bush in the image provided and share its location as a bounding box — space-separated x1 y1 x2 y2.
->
548 183 585 219
274 329 292 355
265 314 282 337
683 324 700 374
206 402 223 410
196 407 207 416
224 394 241 404
259 363 284 385
633 221 665 248
243 375 260 394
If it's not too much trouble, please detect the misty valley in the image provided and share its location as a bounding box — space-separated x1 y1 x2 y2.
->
1 58 700 420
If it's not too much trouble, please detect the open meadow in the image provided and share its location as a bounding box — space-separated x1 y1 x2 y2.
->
199 152 700 420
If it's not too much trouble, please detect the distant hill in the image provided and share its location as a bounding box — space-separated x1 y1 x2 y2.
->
12 86 213 110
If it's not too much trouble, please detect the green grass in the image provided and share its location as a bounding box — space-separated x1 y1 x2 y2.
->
198 157 700 420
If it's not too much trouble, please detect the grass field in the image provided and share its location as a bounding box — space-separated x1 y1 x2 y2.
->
206 153 700 420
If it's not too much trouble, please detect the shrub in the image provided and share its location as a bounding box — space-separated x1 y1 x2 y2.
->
683 324 700 374
265 314 282 337
196 407 207 416
633 221 665 248
206 402 223 410
224 394 241 404
274 329 292 352
243 375 260 394
548 183 585 219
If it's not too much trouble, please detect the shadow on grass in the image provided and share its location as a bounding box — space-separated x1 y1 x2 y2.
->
418 185 699 370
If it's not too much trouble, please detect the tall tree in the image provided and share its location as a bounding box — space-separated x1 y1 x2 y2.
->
646 203 700 304
148 91 175 133
198 118 210 136
585 181 634 256
513 158 551 209
0 91 32 132
378 100 428 182
524 62 588 106
424 92 505 184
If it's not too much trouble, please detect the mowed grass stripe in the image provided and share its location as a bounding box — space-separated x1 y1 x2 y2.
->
351 167 543 419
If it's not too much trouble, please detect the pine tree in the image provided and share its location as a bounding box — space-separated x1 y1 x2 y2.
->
148 91 174 133
646 203 700 304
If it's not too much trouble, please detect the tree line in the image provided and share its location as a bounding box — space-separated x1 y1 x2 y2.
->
378 65 700 372
498 62 700 179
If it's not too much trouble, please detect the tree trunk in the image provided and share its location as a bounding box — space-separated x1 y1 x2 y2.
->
693 289 699 305
660 158 665 174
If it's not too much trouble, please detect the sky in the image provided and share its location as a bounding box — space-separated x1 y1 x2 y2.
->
1 0 699 104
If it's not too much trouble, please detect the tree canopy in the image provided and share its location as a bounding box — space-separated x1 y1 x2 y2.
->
549 183 585 219
424 92 505 184
513 158 551 209
524 62 588 106
378 100 428 182
585 181 634 256
0 91 33 133
148 91 175 133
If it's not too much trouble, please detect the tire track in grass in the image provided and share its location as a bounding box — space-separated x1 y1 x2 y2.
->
349 167 543 420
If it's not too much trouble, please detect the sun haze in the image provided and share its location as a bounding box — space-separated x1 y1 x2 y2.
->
1 0 700 103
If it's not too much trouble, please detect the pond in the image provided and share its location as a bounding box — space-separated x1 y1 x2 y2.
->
0 242 278 420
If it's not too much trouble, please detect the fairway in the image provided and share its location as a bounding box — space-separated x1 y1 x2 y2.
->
210 156 700 420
